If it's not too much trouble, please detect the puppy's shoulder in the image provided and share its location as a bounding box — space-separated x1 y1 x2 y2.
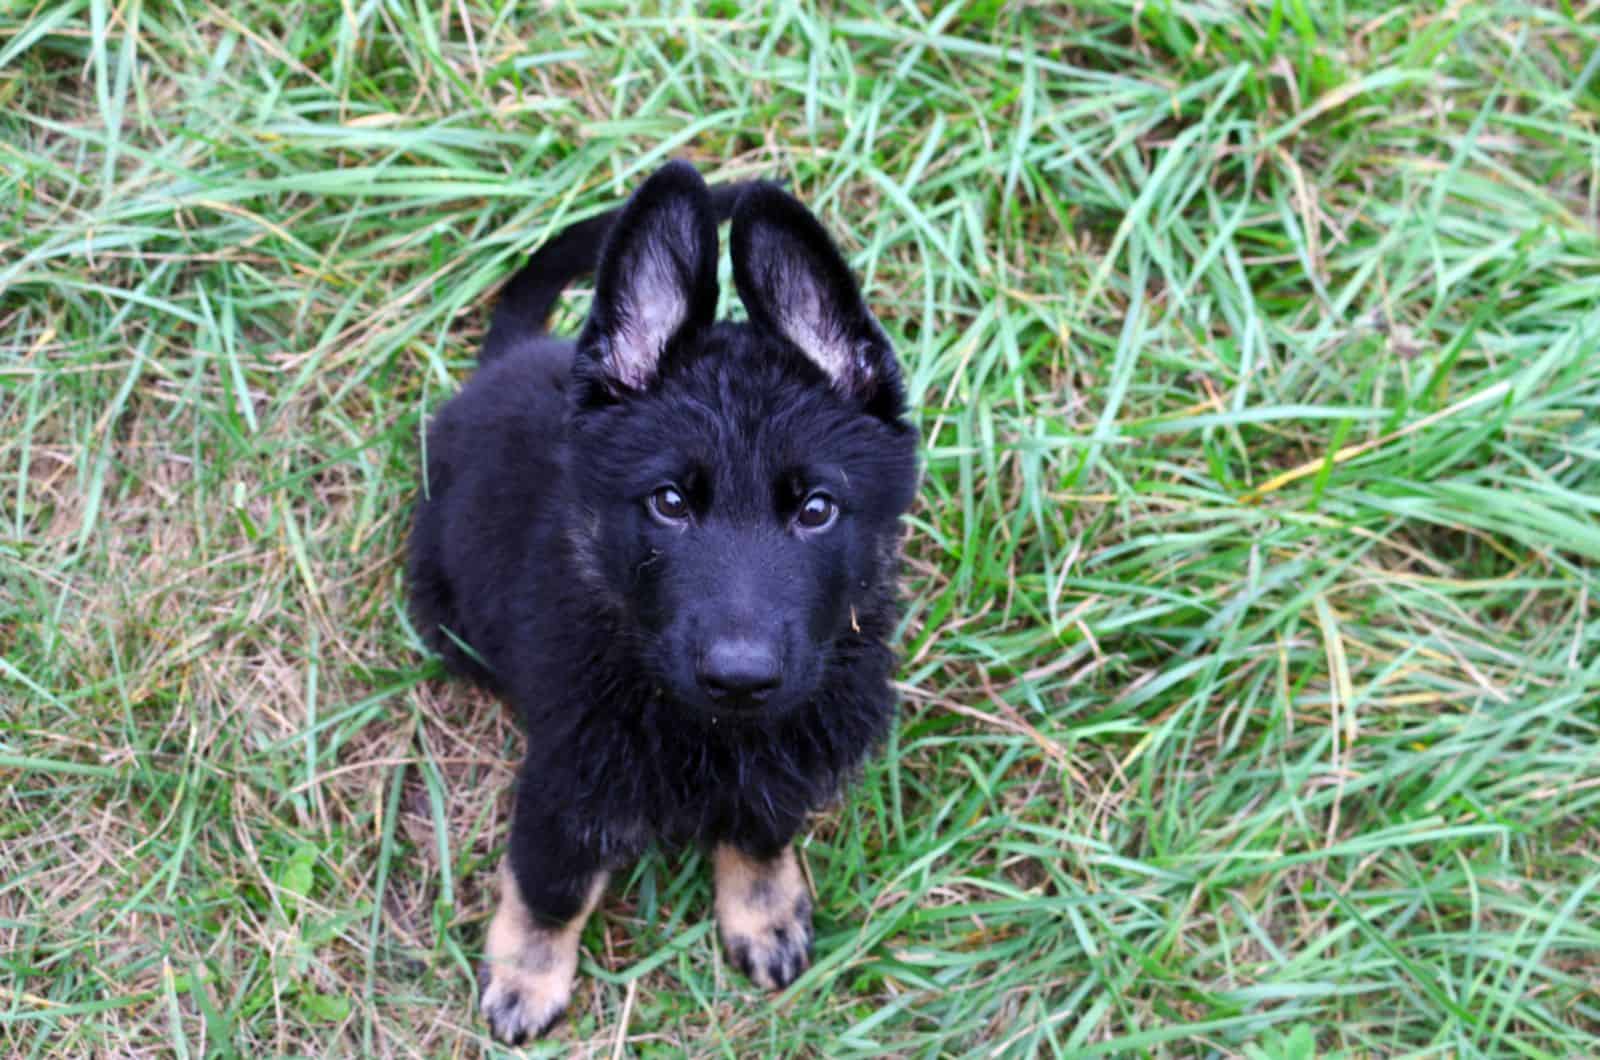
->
436 336 572 427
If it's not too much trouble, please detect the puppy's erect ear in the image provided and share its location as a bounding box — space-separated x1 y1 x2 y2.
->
578 161 718 391
731 184 903 412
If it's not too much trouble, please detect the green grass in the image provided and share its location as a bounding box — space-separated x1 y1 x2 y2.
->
3 1 1599 1056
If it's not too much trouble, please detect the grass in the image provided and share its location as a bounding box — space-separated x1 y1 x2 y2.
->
3 1 1599 1056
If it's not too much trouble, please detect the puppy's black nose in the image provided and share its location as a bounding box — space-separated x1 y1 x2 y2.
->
698 639 781 703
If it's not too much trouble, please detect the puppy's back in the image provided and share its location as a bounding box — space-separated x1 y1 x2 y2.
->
408 347 570 690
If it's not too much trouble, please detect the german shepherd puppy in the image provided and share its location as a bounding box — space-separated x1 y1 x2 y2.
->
407 161 919 1043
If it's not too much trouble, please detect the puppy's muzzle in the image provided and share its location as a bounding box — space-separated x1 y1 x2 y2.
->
697 637 782 707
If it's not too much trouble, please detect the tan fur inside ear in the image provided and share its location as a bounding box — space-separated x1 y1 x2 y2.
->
713 844 814 990
766 266 854 384
605 199 700 388
480 861 607 1043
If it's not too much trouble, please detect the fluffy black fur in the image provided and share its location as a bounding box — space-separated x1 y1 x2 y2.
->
408 160 918 927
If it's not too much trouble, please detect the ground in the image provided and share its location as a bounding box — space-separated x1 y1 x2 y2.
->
3 2 1598 1056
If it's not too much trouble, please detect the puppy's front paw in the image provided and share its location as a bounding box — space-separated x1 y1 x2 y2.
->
479 863 606 1044
713 844 814 990
479 953 573 1045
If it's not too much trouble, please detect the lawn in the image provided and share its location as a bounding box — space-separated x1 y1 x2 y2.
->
3 2 1598 1056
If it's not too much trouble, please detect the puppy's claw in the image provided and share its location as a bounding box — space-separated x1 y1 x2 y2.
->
480 957 572 1043
714 845 815 990
479 863 606 1044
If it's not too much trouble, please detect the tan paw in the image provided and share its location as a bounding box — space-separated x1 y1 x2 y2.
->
479 952 574 1044
479 863 606 1044
713 844 814 989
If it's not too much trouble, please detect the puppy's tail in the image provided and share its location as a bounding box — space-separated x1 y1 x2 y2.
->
481 179 762 365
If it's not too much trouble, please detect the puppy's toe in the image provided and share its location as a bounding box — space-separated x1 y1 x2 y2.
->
479 863 606 1044
480 959 571 1044
714 845 815 990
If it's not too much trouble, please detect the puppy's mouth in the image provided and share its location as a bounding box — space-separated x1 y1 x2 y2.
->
687 698 784 729
705 711 766 729
669 684 804 730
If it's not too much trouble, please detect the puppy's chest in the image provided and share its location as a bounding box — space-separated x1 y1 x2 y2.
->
552 702 840 849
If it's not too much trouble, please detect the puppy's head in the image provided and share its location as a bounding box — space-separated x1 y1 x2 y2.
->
565 162 918 725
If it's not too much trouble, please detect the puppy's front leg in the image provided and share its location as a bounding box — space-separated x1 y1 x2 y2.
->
481 802 607 1044
713 842 814 989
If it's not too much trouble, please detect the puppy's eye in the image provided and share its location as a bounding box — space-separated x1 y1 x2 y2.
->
649 485 690 524
796 491 837 531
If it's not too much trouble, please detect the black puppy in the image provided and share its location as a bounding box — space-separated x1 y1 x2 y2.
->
408 161 919 1043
